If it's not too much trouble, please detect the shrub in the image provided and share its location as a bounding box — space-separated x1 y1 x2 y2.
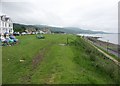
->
90 53 96 61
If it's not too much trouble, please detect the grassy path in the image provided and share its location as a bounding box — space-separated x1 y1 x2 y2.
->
2 34 120 84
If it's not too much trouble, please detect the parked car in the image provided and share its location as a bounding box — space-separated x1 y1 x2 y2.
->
36 35 45 39
21 32 27 35
13 32 20 36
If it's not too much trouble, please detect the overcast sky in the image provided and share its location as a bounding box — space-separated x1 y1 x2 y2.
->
0 0 119 33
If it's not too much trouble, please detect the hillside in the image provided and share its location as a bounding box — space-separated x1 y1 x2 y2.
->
64 27 106 34
13 23 106 34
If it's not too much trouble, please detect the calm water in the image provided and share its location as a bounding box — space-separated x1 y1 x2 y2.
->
78 33 119 45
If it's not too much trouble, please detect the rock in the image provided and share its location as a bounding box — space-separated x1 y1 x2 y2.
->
20 59 25 62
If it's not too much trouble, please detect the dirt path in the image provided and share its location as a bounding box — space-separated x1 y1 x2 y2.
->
21 48 47 84
32 48 46 69
21 43 53 83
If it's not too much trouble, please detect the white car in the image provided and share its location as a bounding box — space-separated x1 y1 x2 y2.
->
21 32 27 35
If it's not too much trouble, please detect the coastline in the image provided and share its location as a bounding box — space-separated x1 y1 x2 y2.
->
78 33 118 45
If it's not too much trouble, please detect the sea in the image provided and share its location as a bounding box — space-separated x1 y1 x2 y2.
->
78 33 119 45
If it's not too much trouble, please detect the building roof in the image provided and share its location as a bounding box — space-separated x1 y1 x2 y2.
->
0 15 11 22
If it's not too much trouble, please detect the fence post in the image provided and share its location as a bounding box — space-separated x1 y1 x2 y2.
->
67 37 68 45
107 40 109 52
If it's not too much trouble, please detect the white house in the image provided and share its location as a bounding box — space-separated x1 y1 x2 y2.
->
0 15 13 35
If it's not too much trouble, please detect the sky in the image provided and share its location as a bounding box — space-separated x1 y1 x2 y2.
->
0 0 119 33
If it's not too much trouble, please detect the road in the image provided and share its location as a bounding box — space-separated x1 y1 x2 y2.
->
83 38 120 66
94 42 120 57
84 36 120 58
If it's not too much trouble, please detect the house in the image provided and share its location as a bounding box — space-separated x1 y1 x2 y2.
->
39 30 45 34
0 15 13 35
43 28 51 34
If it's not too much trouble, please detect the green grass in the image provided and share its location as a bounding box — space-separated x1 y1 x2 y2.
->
2 34 120 84
0 46 2 85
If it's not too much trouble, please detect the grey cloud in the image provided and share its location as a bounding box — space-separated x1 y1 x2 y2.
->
1 0 119 33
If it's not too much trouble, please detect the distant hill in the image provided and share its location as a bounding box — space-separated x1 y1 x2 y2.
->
64 27 107 34
13 23 107 34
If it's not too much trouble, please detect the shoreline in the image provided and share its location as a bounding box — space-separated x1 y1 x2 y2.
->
77 33 118 45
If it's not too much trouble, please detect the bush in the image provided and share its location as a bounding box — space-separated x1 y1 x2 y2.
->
90 53 96 61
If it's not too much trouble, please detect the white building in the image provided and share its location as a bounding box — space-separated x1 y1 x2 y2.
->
0 15 13 35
